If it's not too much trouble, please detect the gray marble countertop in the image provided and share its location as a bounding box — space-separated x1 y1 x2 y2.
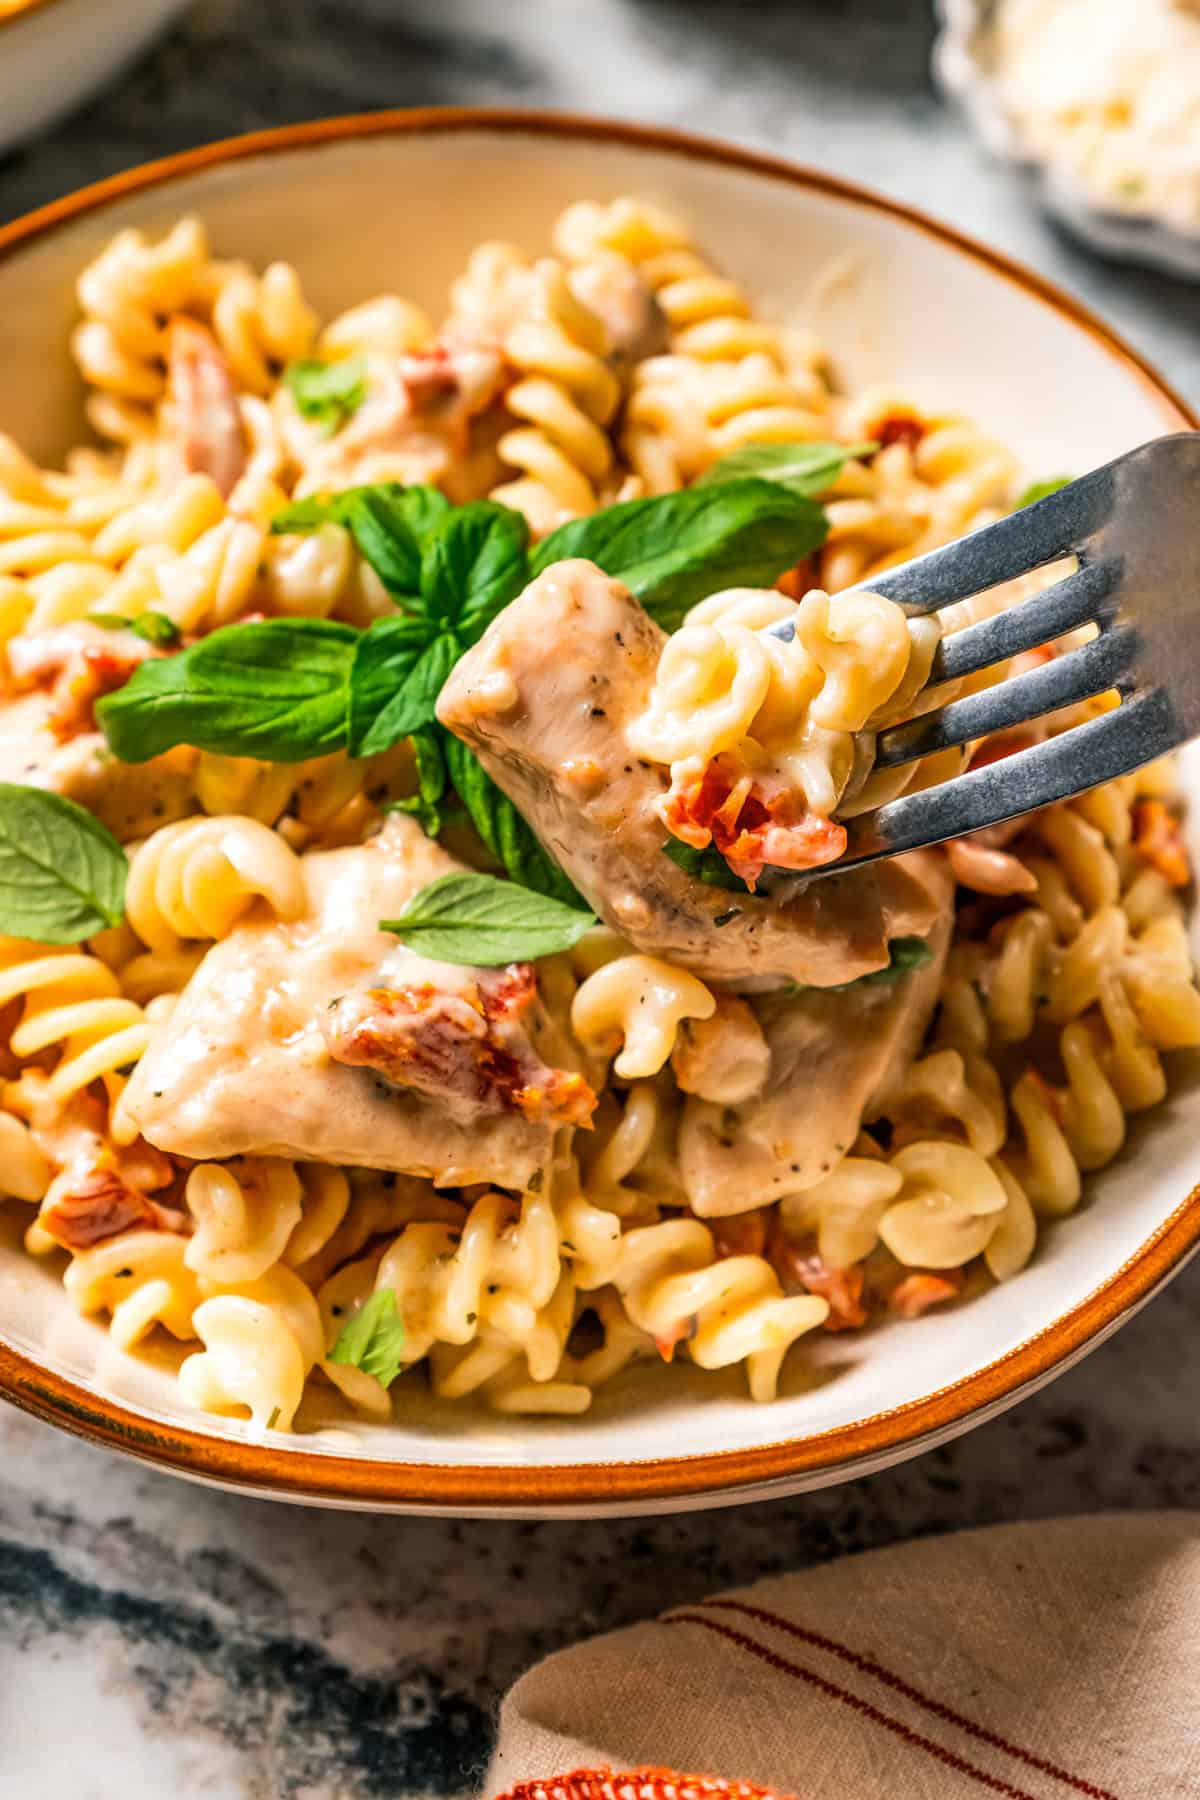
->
2 4 1198 1796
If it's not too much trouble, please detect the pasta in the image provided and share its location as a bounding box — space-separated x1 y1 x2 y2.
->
0 197 1197 1441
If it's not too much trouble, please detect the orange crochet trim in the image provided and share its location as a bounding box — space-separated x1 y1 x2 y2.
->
492 1769 797 1800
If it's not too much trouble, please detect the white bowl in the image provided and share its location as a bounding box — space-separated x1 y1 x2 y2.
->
0 0 191 158
935 0 1200 281
0 111 1196 1516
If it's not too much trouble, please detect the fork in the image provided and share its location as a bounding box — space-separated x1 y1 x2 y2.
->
769 432 1200 877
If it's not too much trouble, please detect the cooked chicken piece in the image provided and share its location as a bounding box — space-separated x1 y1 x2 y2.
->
677 853 952 1217
670 995 770 1105
121 815 590 1188
165 318 247 499
0 622 196 837
280 344 507 502
567 257 667 371
437 559 945 989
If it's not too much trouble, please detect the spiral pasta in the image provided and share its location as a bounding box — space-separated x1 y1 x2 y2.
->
489 259 622 533
1 194 1198 1441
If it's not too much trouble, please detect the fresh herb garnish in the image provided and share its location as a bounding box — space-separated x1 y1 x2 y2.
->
383 871 596 966
283 354 368 437
0 784 127 942
441 734 585 907
97 618 357 764
272 482 450 598
661 837 751 893
348 619 459 757
783 936 933 997
388 726 447 837
91 610 181 648
418 501 529 640
327 1287 407 1388
697 440 878 496
1014 476 1071 510
530 479 828 633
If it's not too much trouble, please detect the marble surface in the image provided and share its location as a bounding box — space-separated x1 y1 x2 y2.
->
2 3 1199 1796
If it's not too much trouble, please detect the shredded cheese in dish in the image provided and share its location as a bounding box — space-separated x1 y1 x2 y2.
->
0 199 1197 1435
988 0 1200 232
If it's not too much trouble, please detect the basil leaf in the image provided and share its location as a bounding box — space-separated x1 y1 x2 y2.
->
97 618 356 763
442 733 583 907
271 483 451 598
854 936 932 984
419 501 529 640
785 935 934 998
531 480 828 631
283 354 368 436
1015 476 1071 510
697 439 878 496
348 620 457 757
0 784 127 943
389 726 447 837
661 837 750 893
327 1287 406 1388
383 871 596 966
91 610 181 648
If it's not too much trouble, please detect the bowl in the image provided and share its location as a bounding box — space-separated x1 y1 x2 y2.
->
935 0 1200 281
0 0 192 158
0 109 1197 1517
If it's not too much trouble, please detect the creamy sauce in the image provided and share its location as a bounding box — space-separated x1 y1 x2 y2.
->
121 814 558 1188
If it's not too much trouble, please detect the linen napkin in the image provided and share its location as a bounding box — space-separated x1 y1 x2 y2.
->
487 1511 1200 1800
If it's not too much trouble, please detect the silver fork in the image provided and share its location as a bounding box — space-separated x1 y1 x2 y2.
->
770 432 1200 877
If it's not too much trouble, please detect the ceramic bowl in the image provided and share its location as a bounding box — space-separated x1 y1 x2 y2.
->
935 0 1200 281
0 110 1197 1516
0 0 191 158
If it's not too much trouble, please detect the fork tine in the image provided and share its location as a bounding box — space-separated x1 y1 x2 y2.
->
852 465 1112 614
932 558 1119 683
833 687 1181 870
874 624 1138 770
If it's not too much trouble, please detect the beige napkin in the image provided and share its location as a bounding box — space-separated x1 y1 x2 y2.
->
487 1512 1200 1800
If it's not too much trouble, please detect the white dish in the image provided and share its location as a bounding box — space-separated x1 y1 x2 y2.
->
0 111 1196 1516
0 0 190 158
935 0 1200 281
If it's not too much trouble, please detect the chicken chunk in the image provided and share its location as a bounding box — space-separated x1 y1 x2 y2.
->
437 559 945 989
120 814 590 1188
0 621 196 838
164 318 247 499
677 852 953 1216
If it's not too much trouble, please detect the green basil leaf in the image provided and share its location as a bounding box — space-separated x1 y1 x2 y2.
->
531 479 828 631
382 871 596 966
270 483 451 598
851 935 932 985
661 836 751 893
0 784 127 943
91 610 181 648
419 501 529 640
283 354 368 436
388 726 447 837
348 621 458 758
1015 476 1071 510
785 935 934 998
97 618 356 763
441 732 583 907
697 439 878 496
327 1286 406 1388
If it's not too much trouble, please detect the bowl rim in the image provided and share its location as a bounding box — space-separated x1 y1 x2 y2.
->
0 0 66 33
1 104 1196 1512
